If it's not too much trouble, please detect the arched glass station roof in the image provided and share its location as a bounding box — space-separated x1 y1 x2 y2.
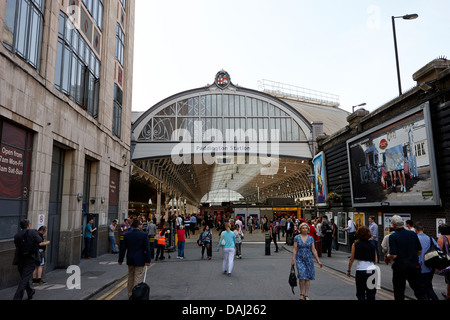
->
131 71 347 207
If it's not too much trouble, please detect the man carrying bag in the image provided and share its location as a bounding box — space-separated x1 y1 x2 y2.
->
118 219 151 300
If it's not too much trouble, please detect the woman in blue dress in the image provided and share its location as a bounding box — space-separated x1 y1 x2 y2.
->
291 222 323 300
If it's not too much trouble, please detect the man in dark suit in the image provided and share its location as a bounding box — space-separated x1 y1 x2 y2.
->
118 219 151 299
285 218 295 245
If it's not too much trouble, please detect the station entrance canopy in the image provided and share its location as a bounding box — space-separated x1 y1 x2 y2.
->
131 71 320 206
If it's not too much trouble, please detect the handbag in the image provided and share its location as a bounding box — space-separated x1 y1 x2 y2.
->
288 265 297 294
437 235 450 275
424 235 450 270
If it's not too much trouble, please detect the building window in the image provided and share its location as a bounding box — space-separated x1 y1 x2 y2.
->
113 84 123 138
115 23 125 66
3 0 45 71
119 0 126 11
81 0 104 30
55 12 100 119
0 120 33 240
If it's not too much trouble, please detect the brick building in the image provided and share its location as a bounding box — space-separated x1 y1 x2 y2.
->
0 0 135 289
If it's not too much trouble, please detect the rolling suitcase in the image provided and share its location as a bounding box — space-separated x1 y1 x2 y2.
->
131 266 150 300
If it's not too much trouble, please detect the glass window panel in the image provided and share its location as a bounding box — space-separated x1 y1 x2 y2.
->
15 0 29 58
4 0 17 47
199 96 206 116
76 59 83 104
156 103 176 116
61 45 72 93
27 7 41 68
205 95 212 116
292 121 300 141
55 39 64 88
178 99 188 116
222 95 228 116
211 95 217 116
251 99 257 115
153 117 175 141
286 118 292 141
217 95 222 116
228 95 235 116
246 97 252 117
257 100 263 116
240 96 245 116
70 54 78 99
262 102 268 117
98 2 103 30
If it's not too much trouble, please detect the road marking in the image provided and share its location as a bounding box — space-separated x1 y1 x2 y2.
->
97 263 155 300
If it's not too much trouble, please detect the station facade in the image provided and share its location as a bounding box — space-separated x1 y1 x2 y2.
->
130 71 350 225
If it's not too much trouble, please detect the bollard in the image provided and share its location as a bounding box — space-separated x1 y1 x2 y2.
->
265 234 271 255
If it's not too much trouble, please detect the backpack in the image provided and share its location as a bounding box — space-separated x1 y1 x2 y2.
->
21 230 38 256
322 221 332 234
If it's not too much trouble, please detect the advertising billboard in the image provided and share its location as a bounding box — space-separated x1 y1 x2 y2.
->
313 151 328 207
347 103 439 207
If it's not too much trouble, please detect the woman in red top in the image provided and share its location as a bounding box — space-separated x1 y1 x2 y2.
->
177 225 186 259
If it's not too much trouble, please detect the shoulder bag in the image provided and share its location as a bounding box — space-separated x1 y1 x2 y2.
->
424 235 450 270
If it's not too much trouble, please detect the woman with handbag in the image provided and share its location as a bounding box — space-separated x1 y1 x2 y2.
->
199 225 212 260
291 223 323 300
437 224 450 300
217 223 236 276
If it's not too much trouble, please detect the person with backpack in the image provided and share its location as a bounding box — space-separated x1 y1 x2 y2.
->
321 216 333 257
13 219 50 300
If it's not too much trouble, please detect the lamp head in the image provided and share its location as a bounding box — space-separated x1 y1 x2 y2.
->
403 14 418 20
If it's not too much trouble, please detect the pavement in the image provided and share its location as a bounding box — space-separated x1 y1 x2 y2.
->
0 228 447 301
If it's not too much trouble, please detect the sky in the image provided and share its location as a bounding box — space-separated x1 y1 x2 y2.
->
131 0 450 114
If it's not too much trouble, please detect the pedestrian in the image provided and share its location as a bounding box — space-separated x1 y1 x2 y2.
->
146 218 157 259
321 216 332 257
118 219 151 299
368 216 380 263
177 225 186 259
109 219 118 253
155 227 167 261
269 219 279 253
437 223 450 300
405 220 416 232
285 218 295 245
82 217 97 259
346 225 378 300
234 224 243 259
32 225 50 285
217 223 236 276
235 216 243 234
13 219 49 300
384 215 426 300
199 225 213 260
119 218 129 251
414 222 439 300
345 217 357 248
291 222 323 300
190 214 197 235
280 216 287 238
184 215 190 238
330 218 338 251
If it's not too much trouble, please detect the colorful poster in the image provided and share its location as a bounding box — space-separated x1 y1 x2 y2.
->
347 103 439 207
313 152 328 206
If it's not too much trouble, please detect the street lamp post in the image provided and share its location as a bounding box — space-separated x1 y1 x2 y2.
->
392 14 419 96
352 103 367 113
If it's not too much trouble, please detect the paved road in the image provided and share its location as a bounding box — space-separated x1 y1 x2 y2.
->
91 236 395 301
